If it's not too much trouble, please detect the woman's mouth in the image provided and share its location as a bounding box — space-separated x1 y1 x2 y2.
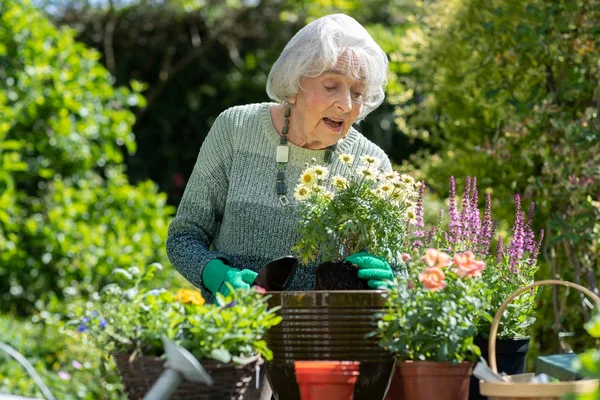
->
323 117 344 132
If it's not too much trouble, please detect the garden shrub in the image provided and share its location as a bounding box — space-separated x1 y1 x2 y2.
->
389 0 600 352
0 0 177 316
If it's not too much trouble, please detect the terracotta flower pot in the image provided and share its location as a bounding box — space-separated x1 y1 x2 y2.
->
386 360 472 400
294 361 360 400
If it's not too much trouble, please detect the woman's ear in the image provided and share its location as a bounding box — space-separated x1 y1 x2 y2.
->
287 96 297 105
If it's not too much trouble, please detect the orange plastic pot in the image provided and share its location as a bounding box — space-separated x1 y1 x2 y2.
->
386 360 472 400
294 361 360 400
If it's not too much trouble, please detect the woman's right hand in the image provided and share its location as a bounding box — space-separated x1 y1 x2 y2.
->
202 259 258 297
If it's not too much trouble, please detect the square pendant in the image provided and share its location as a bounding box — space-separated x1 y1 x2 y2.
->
276 145 289 163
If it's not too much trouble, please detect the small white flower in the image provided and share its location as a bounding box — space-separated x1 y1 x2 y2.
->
382 171 400 181
360 155 380 167
377 182 393 195
312 165 329 180
294 185 311 201
332 176 349 189
406 208 417 222
357 166 377 181
299 168 317 186
320 189 335 201
338 153 354 165
400 174 416 185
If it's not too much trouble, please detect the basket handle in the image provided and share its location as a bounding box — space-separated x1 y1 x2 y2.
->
488 279 600 373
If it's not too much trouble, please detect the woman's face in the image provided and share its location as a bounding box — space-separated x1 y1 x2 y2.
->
288 68 365 149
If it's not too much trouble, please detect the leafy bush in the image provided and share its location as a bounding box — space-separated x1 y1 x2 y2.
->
389 0 600 352
0 0 176 315
0 314 125 399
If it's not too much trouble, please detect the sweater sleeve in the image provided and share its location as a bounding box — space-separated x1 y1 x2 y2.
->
166 110 233 293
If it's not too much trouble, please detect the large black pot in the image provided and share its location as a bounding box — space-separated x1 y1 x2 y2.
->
468 336 530 400
265 290 395 400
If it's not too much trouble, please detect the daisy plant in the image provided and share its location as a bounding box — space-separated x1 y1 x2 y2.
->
292 153 420 267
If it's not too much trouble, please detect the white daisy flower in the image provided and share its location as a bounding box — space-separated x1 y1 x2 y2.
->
312 165 329 180
357 166 377 181
338 153 354 165
299 168 317 186
382 171 400 181
377 182 393 195
359 155 380 167
400 174 416 185
332 176 349 190
406 208 417 222
294 185 311 201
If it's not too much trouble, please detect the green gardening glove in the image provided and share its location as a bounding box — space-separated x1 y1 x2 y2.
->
345 252 394 289
202 259 258 297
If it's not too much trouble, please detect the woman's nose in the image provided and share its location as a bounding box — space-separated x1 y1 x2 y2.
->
335 90 352 113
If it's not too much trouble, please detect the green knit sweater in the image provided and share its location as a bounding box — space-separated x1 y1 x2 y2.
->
166 102 392 302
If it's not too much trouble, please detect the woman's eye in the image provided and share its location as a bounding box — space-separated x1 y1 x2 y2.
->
352 92 364 101
324 86 337 91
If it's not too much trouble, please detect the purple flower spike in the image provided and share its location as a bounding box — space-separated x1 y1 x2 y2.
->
415 181 425 229
531 229 544 264
77 324 88 333
496 235 504 264
448 176 460 245
480 193 493 255
508 195 526 271
99 319 108 328
458 177 472 244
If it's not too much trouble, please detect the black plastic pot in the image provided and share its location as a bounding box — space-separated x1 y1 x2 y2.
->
468 336 530 400
264 290 395 400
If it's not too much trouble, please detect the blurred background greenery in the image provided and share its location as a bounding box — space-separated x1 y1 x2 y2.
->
0 0 598 397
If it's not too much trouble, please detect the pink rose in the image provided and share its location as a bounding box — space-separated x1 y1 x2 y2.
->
401 253 412 263
418 267 447 291
422 248 451 268
453 251 485 278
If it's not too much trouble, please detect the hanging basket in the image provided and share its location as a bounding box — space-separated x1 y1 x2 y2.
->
114 352 262 400
479 279 600 400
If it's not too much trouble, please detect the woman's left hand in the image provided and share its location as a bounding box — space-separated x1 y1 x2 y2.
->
345 252 394 289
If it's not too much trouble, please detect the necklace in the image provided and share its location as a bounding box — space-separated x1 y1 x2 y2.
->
275 102 337 206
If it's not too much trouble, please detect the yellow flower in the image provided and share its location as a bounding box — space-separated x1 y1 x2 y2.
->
332 175 349 189
174 289 205 306
338 153 354 165
294 185 311 201
299 168 317 186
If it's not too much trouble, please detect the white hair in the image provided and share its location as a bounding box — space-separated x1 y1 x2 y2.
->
266 14 389 122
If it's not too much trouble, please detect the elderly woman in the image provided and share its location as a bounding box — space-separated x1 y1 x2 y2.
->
167 13 393 303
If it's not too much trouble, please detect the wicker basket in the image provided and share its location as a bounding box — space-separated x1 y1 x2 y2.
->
114 353 262 400
479 279 600 400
